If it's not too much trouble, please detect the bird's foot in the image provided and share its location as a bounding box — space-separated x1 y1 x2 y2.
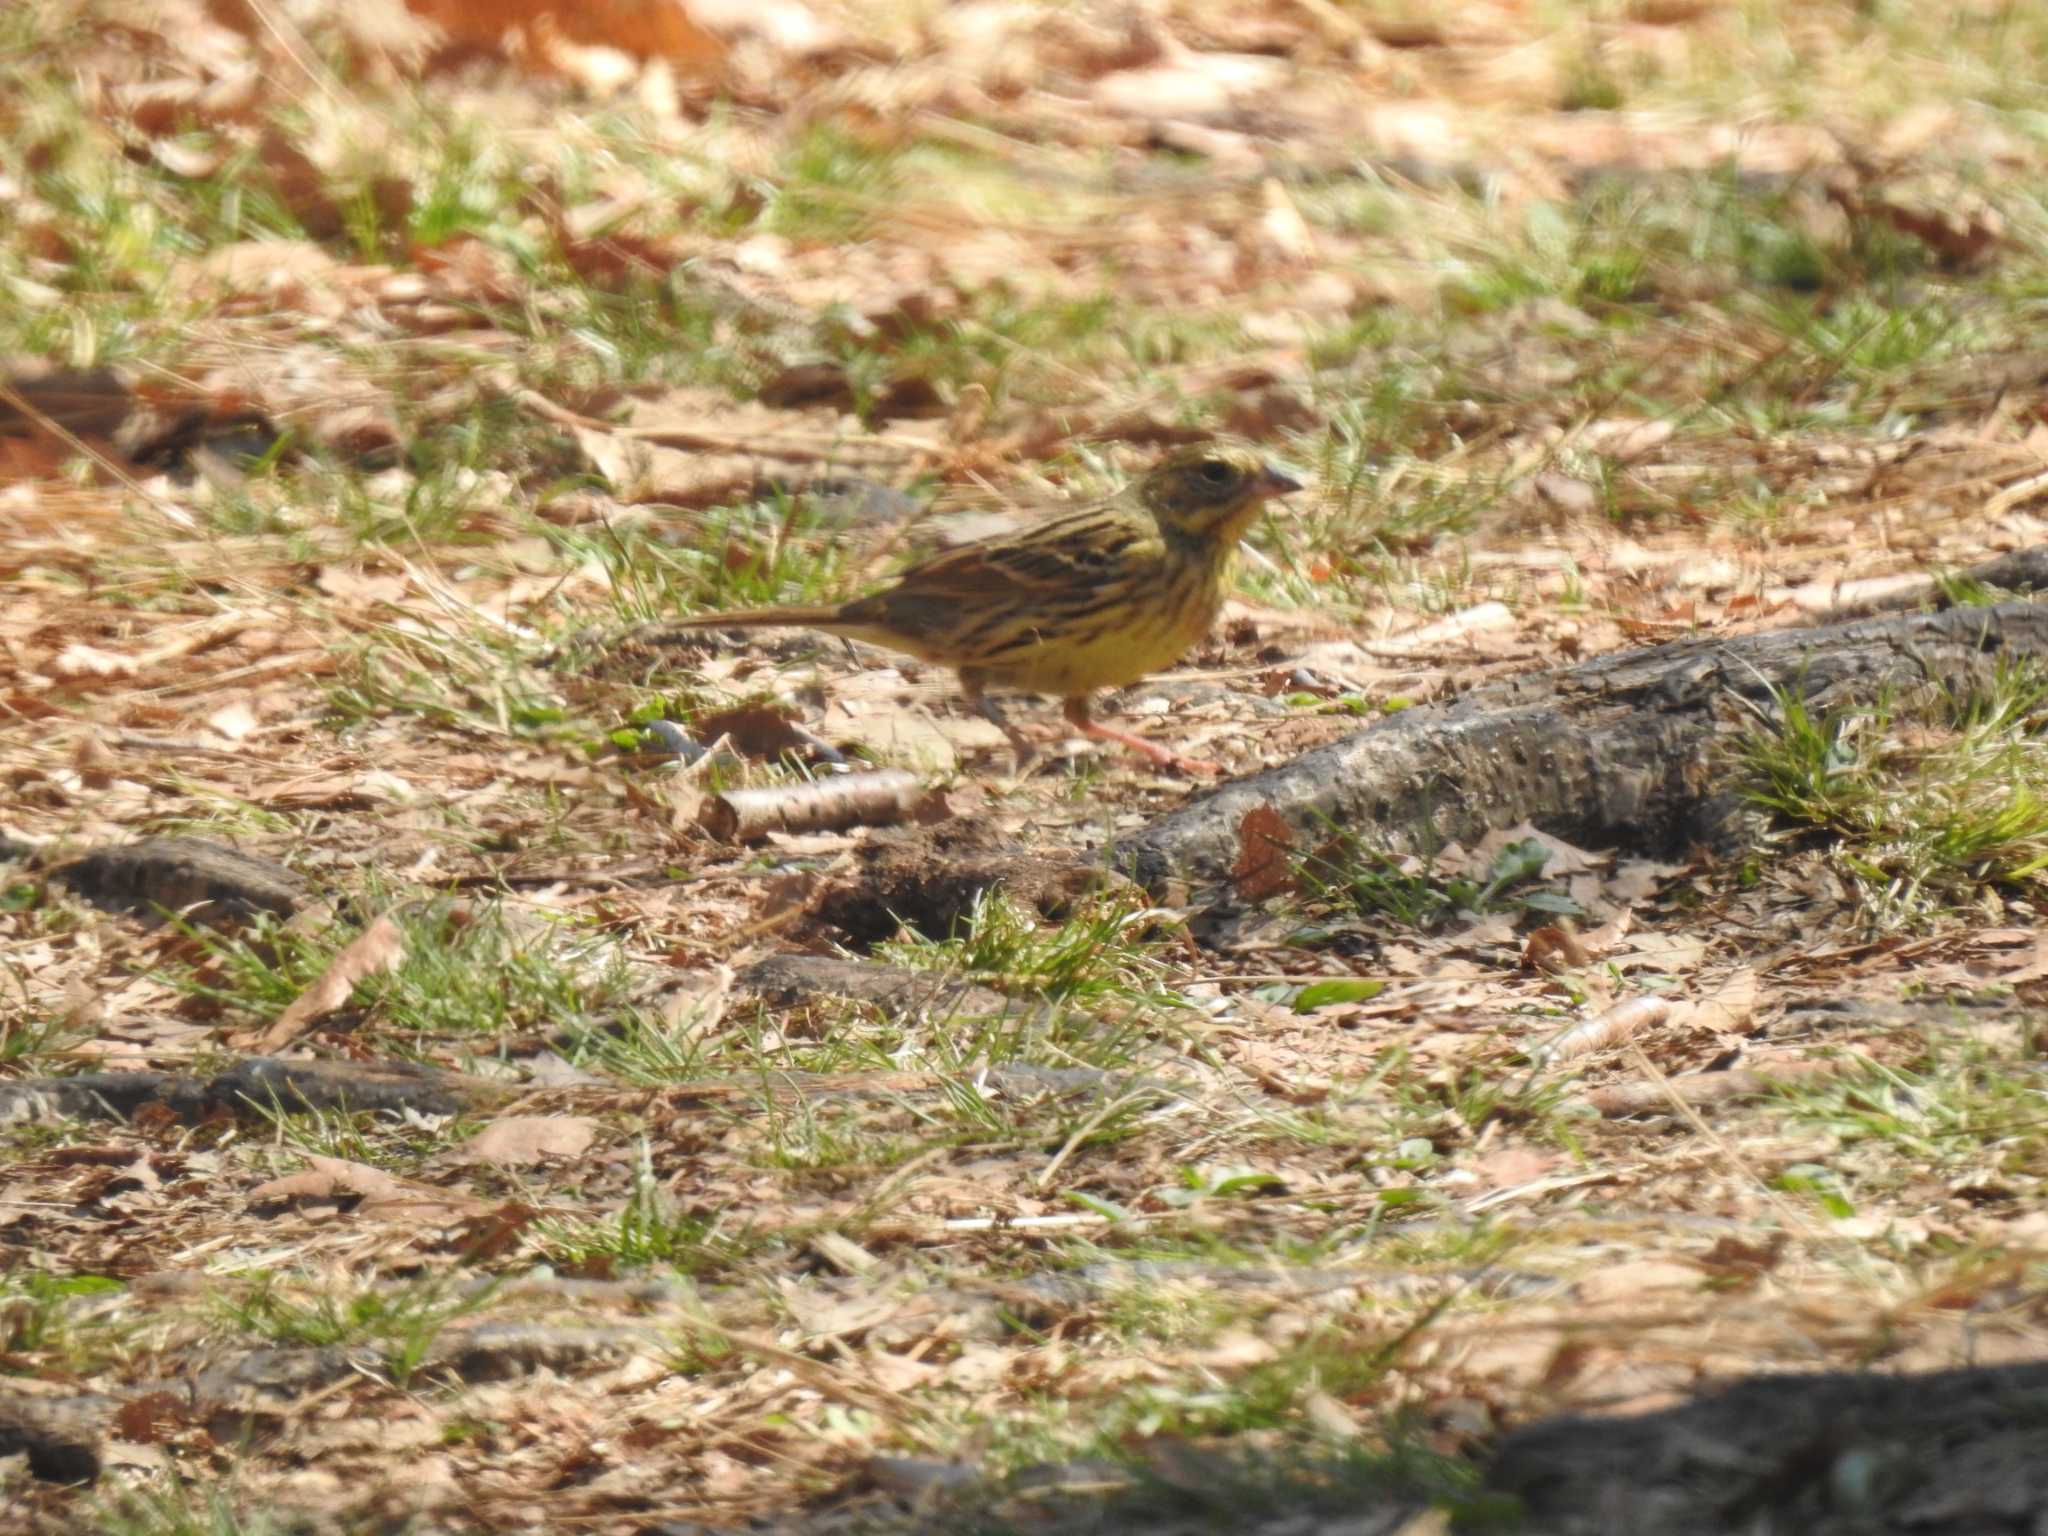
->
1064 707 1222 777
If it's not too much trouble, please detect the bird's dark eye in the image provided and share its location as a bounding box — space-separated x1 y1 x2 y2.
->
1198 460 1234 485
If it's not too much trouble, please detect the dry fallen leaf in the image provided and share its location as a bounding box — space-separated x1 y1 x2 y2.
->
205 699 260 742
1230 804 1296 902
246 914 406 1051
247 1153 486 1222
1091 51 1287 119
1677 966 1760 1035
1522 924 1589 972
463 1114 602 1166
1579 417 1675 464
247 1156 412 1206
404 0 726 72
1468 1145 1564 1191
50 643 140 681
70 731 120 789
1572 1259 1708 1307
691 703 819 761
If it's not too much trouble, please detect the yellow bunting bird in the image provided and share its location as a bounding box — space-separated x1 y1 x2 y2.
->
671 443 1300 774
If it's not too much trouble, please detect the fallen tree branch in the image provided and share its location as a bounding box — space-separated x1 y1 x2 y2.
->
0 1054 1169 1128
0 1057 504 1127
1119 588 2048 888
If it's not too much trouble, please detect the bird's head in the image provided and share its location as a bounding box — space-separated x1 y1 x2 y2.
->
1138 442 1302 544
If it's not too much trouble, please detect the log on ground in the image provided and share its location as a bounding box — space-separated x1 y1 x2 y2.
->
1119 590 2048 889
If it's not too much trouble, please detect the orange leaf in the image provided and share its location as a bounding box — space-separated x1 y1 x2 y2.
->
1231 805 1296 902
404 0 726 72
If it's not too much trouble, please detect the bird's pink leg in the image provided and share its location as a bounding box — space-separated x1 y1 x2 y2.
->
1062 696 1221 777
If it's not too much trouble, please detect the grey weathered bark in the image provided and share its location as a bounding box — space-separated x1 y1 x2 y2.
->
0 1056 501 1127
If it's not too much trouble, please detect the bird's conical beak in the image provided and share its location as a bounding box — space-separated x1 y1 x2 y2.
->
1252 465 1304 500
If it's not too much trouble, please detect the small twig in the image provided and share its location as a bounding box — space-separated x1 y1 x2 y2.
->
1505 995 1670 1100
699 769 928 842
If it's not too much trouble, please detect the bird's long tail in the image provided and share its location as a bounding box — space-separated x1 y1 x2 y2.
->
672 604 850 631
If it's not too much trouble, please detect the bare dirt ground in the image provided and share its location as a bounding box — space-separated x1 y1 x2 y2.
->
3 2 2046 1532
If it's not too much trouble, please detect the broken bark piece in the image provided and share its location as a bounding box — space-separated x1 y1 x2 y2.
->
1943 546 2048 599
700 769 927 842
215 1056 500 1117
47 837 311 926
0 1072 186 1125
1120 596 2048 888
0 362 139 440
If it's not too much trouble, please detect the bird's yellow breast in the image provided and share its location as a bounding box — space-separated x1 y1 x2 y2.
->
973 555 1227 696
